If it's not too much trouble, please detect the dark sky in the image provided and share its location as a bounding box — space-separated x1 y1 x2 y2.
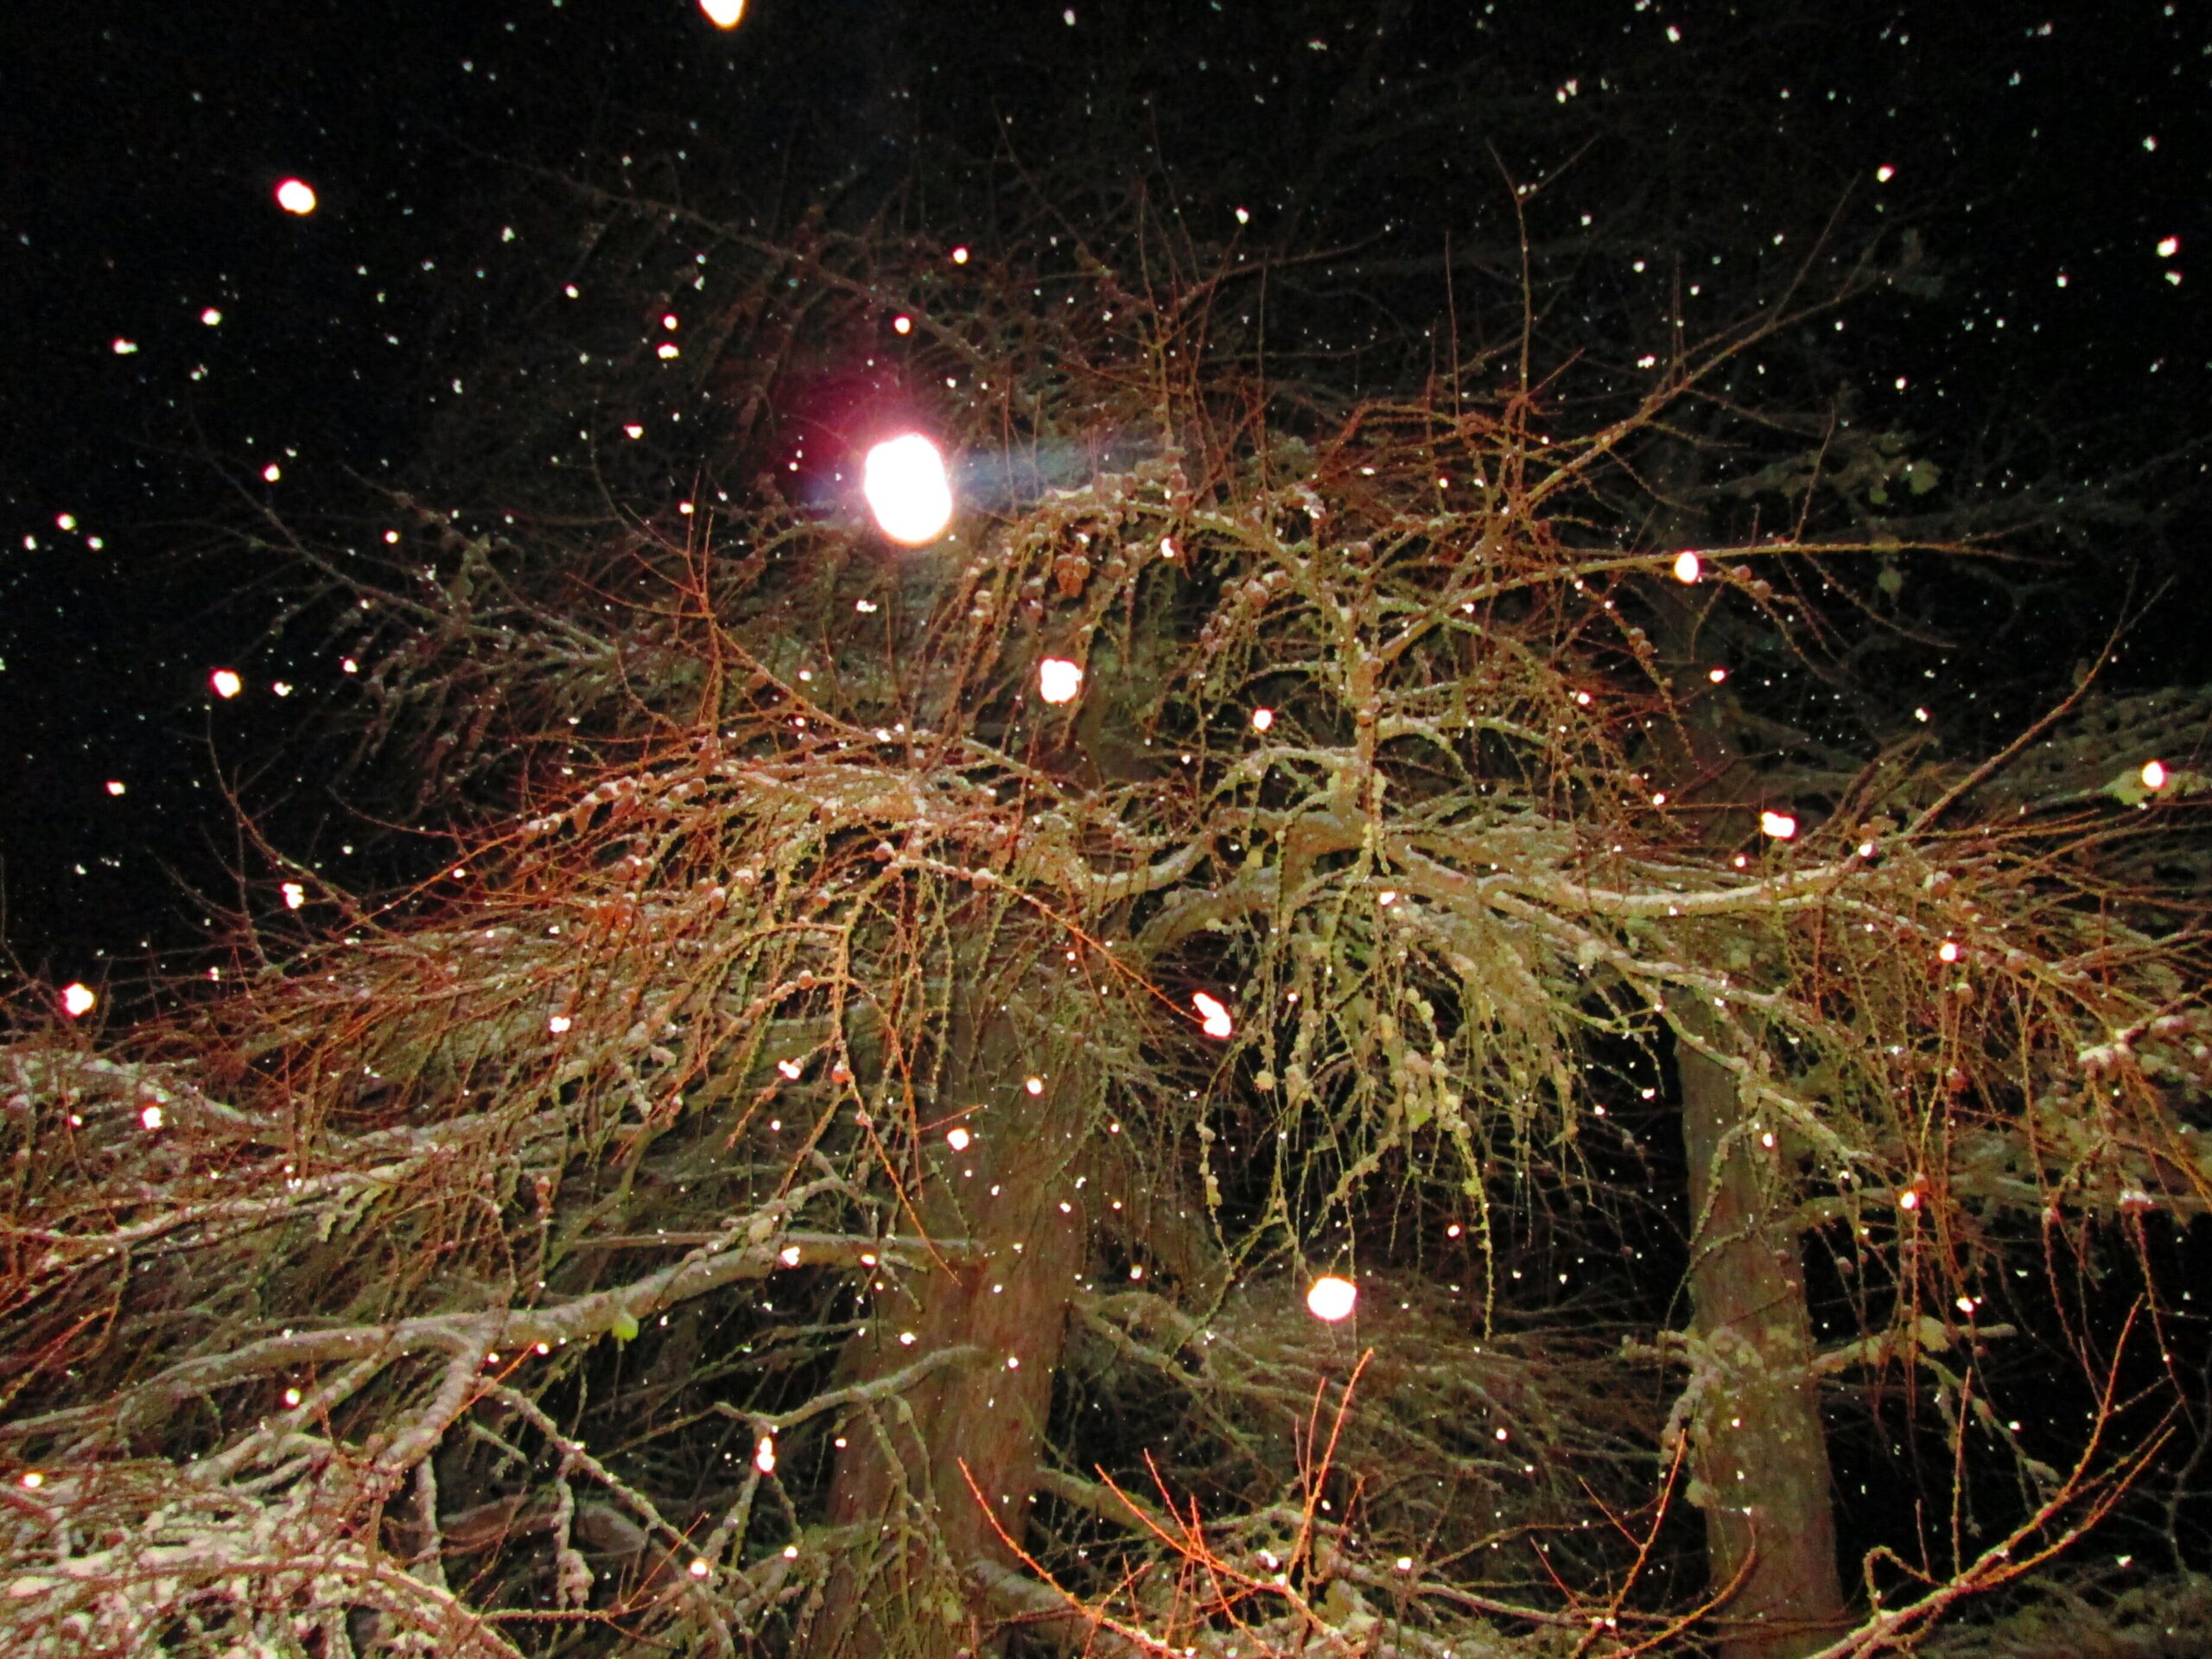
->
2 0 2205 1001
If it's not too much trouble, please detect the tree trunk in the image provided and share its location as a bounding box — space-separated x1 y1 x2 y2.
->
1678 1007 1848 1658
810 1018 1090 1659
1645 437 1848 1654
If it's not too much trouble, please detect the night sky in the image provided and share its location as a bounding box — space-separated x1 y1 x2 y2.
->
3 0 2206 1002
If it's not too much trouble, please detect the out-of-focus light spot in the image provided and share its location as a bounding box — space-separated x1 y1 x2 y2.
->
271 681 292 696
1575 690 1593 706
892 315 912 335
19 1472 42 1491
1250 707 1274 731
656 343 680 359
661 314 678 330
1707 666 1728 683
1038 658 1084 704
1898 1188 1921 1211
274 178 317 215
1446 1223 1462 1238
1637 353 1658 369
1160 535 1178 559
2144 135 2159 151
1378 890 1398 906
700 0 745 28
1025 1076 1045 1096
862 433 954 544
60 983 96 1018
2141 759 2168 791
1650 791 1668 807
624 423 644 439
262 462 282 483
951 245 970 264
1306 1275 1357 1322
1937 939 1960 963
112 338 138 354
105 780 125 797
1672 550 1701 584
200 307 222 326
1664 22 1681 41
1235 207 1250 225
754 1434 776 1473
1875 164 1896 183
688 1559 712 1580
56 513 76 531
2158 236 2181 258
141 1103 164 1131
1760 810 1797 840
776 1058 804 1080
283 1387 302 1408
898 1331 918 1345
548 1014 572 1033
1192 992 1234 1039
563 283 579 298
282 881 306 911
946 1126 972 1152
779 1244 801 1267
341 657 359 675
210 669 243 699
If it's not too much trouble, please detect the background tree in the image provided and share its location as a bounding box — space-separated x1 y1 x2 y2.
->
4 7 2209 1658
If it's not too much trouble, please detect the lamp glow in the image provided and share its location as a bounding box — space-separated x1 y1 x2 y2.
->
700 0 746 27
1306 1275 1357 1322
862 434 954 545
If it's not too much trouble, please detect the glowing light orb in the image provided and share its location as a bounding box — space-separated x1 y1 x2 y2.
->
862 433 954 545
1250 707 1274 731
141 1104 164 1131
1192 992 1234 1039
947 1126 973 1151
1759 810 1797 840
754 1434 777 1473
950 246 970 264
282 881 306 911
210 668 243 699
274 178 317 215
700 0 746 27
1672 550 1701 584
1306 1274 1357 1322
60 983 97 1018
1038 658 1084 704
2141 759 2168 791
892 315 912 335
2157 236 2180 258
105 780 125 797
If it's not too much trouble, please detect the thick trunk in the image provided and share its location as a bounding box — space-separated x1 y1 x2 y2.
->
810 1033 1089 1659
1678 1014 1848 1658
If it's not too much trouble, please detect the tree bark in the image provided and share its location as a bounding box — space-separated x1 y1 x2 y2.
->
1678 1006 1848 1658
1645 437 1848 1654
810 1017 1090 1659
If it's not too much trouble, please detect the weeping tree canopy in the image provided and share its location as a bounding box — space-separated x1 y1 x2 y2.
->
5 14 2211 1658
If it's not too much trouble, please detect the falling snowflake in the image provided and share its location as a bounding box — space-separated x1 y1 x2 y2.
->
1306 1275 1357 1322
1037 658 1084 704
1192 992 1234 1039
